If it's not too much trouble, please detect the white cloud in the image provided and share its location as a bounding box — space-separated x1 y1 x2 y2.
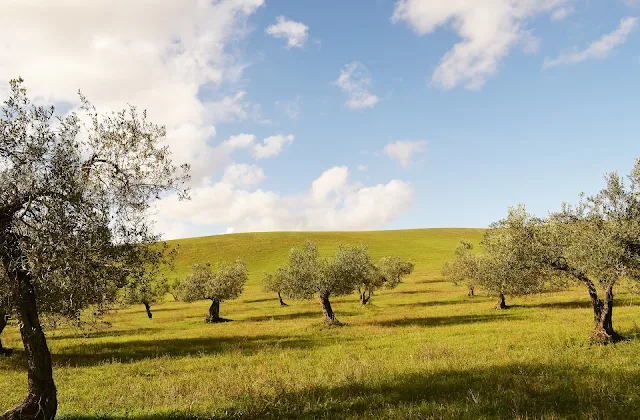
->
275 97 302 120
222 163 266 189
357 164 368 172
154 166 415 239
206 91 266 124
222 133 257 150
252 135 294 160
335 62 381 109
265 16 309 48
392 0 568 89
384 140 427 168
551 7 574 21
311 166 349 202
0 0 265 182
544 17 638 68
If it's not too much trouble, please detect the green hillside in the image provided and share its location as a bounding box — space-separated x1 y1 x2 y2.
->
167 228 486 283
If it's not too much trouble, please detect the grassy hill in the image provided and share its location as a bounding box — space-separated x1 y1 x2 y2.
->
1 228 639 419
166 228 486 282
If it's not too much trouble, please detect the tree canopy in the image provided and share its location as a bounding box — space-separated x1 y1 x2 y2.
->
175 259 247 323
358 256 414 305
0 78 188 419
272 241 370 324
441 240 478 296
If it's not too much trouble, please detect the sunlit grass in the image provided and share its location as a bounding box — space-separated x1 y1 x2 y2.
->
1 228 639 419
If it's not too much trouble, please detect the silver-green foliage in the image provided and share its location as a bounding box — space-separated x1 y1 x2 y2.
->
176 259 247 303
0 78 189 417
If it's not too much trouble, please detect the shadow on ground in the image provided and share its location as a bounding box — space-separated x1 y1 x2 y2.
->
368 313 516 328
59 362 640 419
1 334 339 370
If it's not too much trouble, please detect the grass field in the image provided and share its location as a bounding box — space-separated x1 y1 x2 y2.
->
1 228 640 419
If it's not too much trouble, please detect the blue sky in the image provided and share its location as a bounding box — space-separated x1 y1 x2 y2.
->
2 1 639 238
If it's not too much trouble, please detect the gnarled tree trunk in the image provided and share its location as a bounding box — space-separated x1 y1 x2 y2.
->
143 302 153 319
467 285 475 297
205 299 229 323
359 290 371 305
494 293 507 309
277 292 287 307
1 270 57 420
590 283 620 343
320 294 340 325
0 307 11 356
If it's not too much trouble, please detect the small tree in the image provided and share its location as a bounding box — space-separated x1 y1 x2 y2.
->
276 241 370 324
262 267 290 306
175 259 247 323
123 277 169 319
358 256 414 305
475 206 564 309
122 243 174 319
442 240 478 297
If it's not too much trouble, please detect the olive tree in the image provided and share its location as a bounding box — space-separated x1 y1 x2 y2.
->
275 241 370 324
358 256 414 305
262 267 290 306
0 79 188 419
475 206 565 309
122 243 174 319
442 240 478 297
175 259 247 323
543 162 640 342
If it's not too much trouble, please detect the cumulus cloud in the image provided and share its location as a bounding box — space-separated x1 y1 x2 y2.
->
222 163 266 189
335 62 381 109
384 140 427 168
544 17 638 68
265 16 309 48
392 0 568 89
207 91 266 124
252 135 295 160
0 0 265 182
154 166 415 239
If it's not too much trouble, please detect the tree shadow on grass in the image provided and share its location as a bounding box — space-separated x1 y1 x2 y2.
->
60 363 640 419
243 311 323 322
47 328 166 341
1 334 336 370
243 297 278 304
393 299 476 309
521 299 640 310
368 313 516 328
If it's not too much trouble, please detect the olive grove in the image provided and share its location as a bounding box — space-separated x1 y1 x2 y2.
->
270 241 371 324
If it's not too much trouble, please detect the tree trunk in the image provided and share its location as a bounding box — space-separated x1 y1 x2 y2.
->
0 307 11 356
320 294 340 325
205 299 229 323
590 283 621 344
143 302 153 319
359 291 370 305
494 293 507 309
277 292 288 307
467 285 475 297
1 270 57 420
